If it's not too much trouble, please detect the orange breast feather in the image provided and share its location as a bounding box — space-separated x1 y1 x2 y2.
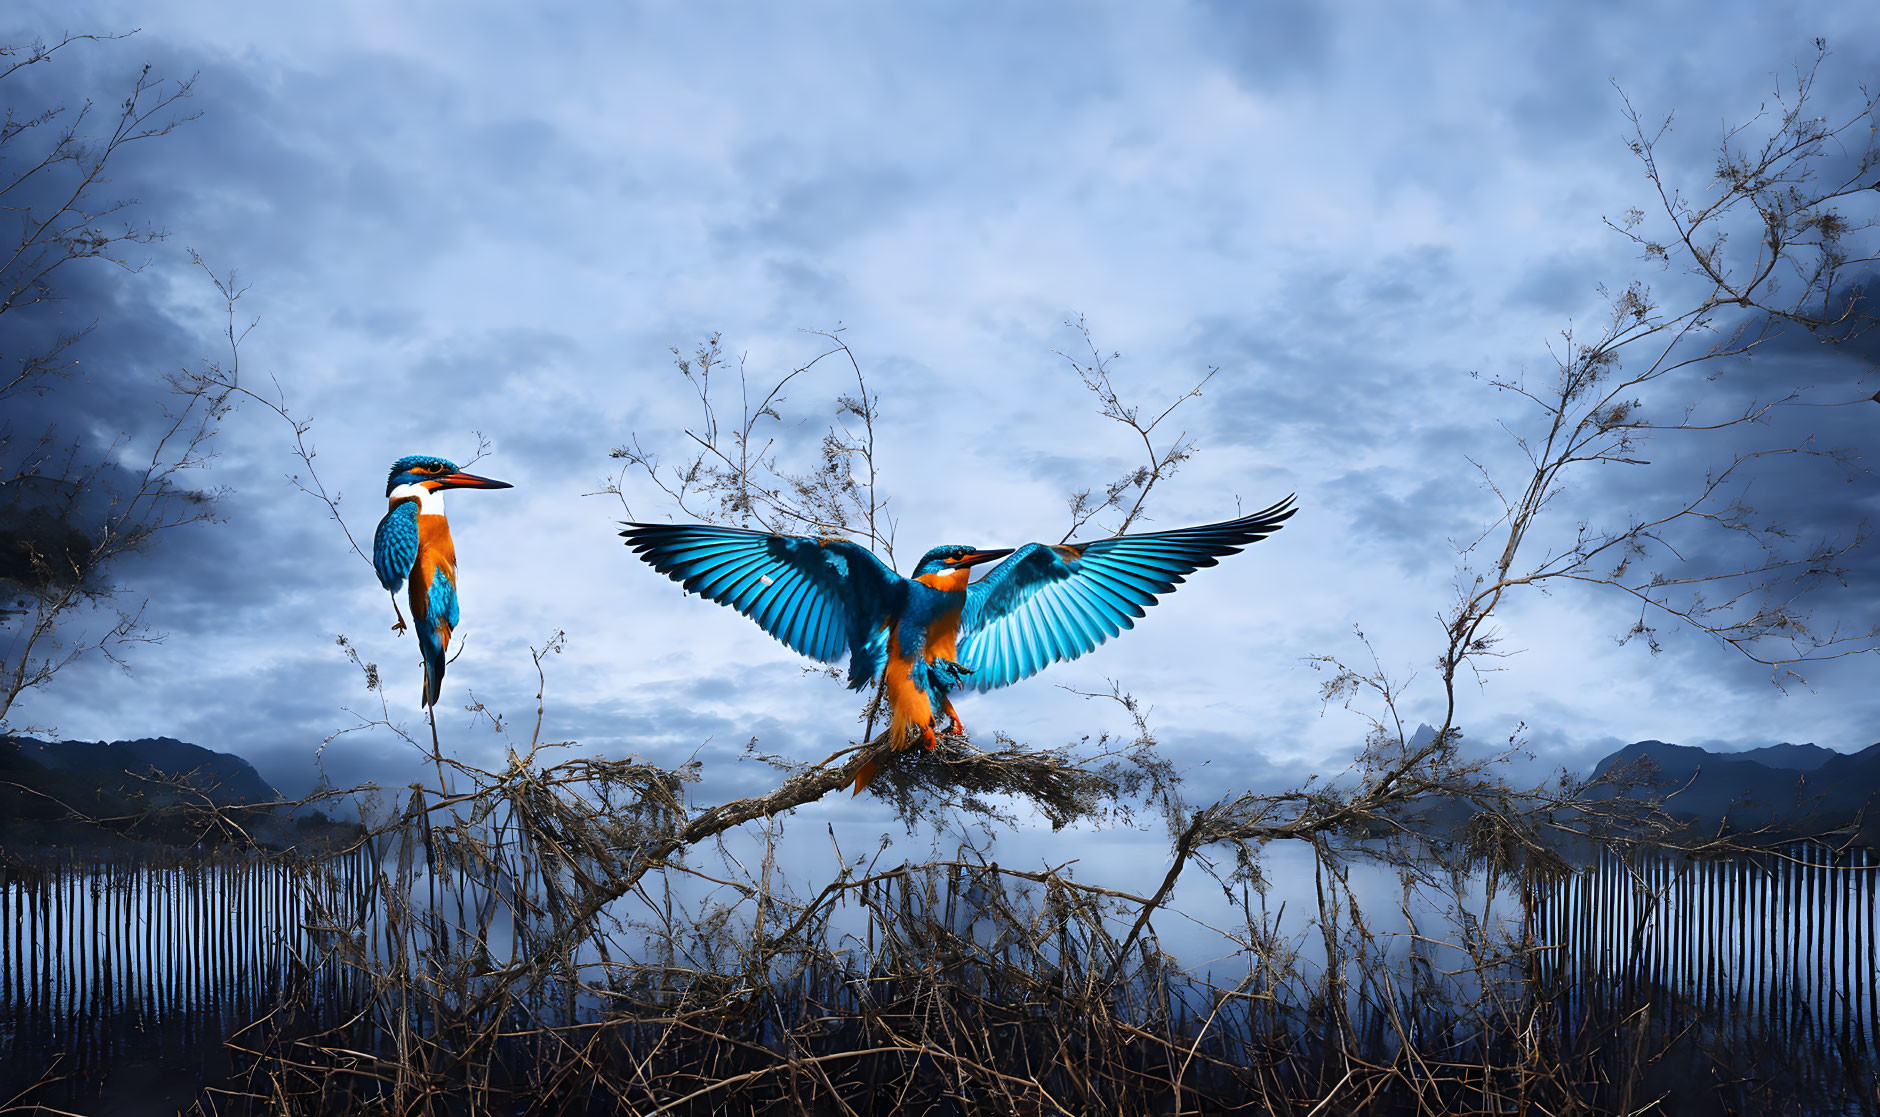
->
927 606 962 662
410 515 458 617
882 631 934 752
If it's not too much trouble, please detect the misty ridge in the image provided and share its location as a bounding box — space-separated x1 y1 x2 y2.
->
0 734 361 853
1587 738 1880 844
9 729 1880 857
1386 729 1880 848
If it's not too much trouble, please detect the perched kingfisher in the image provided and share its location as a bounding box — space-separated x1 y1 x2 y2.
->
373 455 513 708
620 496 1296 791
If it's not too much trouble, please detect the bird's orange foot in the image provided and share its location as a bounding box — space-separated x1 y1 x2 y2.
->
935 701 966 739
918 724 939 751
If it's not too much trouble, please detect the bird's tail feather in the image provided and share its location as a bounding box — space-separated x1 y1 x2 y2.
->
421 646 446 707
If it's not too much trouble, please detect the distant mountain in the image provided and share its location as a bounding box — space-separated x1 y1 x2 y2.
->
1588 738 1880 844
0 735 353 858
17 735 278 805
1732 742 1839 771
1355 730 1880 851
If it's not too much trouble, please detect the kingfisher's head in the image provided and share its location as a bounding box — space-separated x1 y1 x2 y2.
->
385 455 514 498
911 544 1014 581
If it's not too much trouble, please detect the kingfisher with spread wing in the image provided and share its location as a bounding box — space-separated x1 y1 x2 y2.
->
620 497 1296 791
373 455 513 708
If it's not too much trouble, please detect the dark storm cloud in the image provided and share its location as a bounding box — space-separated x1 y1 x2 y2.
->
21 41 385 278
46 33 605 305
0 230 206 451
102 484 356 636
1499 8 1633 158
1476 291 1880 719
1580 303 1877 554
125 52 495 273
0 40 262 671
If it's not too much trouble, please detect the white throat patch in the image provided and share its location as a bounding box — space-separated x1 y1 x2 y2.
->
389 482 445 514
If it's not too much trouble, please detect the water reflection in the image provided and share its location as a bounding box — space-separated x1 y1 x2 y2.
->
2 841 1874 1110
1538 842 1878 1056
1 851 372 1110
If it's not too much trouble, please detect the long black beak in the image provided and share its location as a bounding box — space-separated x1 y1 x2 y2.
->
434 471 513 490
960 548 1014 567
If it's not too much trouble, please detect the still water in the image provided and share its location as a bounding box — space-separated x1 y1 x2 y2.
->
1539 842 1879 1053
1 841 1874 1109
1 851 371 1111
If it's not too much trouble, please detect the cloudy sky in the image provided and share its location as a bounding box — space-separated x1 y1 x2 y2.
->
4 1 1877 883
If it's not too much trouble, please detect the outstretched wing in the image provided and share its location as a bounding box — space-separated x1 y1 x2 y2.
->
620 522 904 688
374 500 420 593
956 497 1297 691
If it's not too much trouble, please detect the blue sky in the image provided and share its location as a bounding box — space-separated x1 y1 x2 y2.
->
5 0 1877 858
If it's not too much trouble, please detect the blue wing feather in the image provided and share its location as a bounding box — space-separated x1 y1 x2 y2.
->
755 569 807 640
958 498 1297 691
620 522 904 688
429 564 460 630
373 501 420 593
